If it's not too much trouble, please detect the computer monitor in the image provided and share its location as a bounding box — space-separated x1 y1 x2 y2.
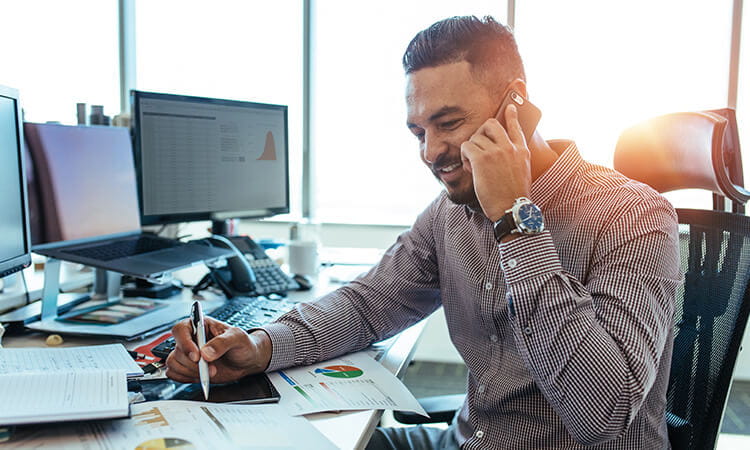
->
0 84 31 279
131 90 290 230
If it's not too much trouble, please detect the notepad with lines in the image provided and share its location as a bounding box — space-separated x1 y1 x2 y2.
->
0 344 139 426
0 370 128 426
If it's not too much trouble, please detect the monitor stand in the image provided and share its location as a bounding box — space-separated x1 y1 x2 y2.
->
211 219 237 236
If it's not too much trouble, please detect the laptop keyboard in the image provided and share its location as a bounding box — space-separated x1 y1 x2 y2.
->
151 295 295 359
63 236 180 261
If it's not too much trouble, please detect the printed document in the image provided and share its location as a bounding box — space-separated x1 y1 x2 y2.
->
0 370 127 426
4 401 335 450
0 343 143 377
268 351 428 416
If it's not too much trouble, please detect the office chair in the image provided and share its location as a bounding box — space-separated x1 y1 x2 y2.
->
394 109 750 450
614 108 750 449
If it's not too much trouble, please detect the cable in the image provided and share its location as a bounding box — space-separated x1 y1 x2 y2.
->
21 270 30 306
154 223 168 236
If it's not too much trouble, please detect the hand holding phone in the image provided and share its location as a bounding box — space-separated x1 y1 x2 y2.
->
460 89 540 221
496 90 541 142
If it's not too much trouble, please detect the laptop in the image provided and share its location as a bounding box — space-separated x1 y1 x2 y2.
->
25 123 232 279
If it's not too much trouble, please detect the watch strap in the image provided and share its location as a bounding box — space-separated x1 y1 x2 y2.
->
493 211 516 242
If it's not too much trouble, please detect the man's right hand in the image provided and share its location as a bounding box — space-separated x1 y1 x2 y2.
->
165 316 272 384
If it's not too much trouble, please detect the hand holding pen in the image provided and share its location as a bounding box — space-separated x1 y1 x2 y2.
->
191 301 210 400
165 310 275 386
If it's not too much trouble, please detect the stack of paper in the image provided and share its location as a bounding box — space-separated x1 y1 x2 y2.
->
4 401 336 449
0 344 141 426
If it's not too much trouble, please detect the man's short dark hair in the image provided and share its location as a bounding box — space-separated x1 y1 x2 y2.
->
402 16 525 88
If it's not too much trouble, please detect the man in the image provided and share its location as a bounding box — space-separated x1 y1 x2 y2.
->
167 16 681 449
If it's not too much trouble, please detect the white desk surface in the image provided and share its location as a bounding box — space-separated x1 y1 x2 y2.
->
1 264 426 450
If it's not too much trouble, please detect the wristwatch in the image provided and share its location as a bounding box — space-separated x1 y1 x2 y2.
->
493 197 545 242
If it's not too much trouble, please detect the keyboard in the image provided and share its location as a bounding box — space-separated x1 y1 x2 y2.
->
63 235 179 261
151 295 295 359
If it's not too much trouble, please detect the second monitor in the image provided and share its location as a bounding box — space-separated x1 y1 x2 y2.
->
131 90 290 228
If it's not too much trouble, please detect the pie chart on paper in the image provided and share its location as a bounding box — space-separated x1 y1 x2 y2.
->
135 437 196 450
314 365 364 379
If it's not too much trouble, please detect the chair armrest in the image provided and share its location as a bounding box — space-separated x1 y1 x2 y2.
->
393 394 466 425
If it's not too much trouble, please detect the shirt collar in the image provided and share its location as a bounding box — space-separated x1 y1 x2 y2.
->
530 140 583 210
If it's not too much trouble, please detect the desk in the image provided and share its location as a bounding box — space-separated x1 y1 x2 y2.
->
2 265 426 450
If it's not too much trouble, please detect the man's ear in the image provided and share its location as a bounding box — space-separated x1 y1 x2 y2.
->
504 78 528 99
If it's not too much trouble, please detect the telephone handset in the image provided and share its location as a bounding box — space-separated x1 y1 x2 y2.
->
496 90 541 142
194 235 299 298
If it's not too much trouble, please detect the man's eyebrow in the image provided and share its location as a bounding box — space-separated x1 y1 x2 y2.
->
406 106 464 129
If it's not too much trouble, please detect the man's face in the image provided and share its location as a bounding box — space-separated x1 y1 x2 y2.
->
406 61 498 207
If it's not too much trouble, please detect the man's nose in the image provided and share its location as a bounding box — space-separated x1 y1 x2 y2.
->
422 133 448 165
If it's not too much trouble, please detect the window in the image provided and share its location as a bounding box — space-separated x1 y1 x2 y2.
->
515 0 733 209
135 1 304 220
738 0 750 186
0 1 119 124
312 1 508 225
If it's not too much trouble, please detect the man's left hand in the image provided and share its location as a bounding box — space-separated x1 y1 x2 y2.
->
460 103 531 222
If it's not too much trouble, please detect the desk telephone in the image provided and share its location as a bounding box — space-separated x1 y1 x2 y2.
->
194 235 300 298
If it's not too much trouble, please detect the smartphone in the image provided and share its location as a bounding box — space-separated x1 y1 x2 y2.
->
496 90 542 142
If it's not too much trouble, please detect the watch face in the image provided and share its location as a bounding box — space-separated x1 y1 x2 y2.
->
517 202 544 233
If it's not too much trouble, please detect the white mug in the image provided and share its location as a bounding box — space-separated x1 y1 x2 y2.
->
288 240 319 276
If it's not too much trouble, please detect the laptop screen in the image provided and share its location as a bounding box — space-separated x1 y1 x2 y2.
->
25 123 141 247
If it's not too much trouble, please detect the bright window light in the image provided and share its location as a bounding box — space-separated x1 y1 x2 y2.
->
0 1 119 124
516 0 733 209
135 0 303 220
312 2 508 225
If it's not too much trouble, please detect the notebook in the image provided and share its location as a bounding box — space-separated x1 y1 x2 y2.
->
0 344 141 426
24 123 232 279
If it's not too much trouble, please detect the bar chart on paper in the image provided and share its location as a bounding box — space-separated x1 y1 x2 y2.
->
269 352 427 417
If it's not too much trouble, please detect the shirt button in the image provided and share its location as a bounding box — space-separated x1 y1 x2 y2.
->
484 282 493 290
507 258 518 268
490 334 498 343
524 326 533 335
475 430 484 439
477 384 486 393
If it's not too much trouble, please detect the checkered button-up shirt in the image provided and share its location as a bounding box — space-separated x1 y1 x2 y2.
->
263 141 681 449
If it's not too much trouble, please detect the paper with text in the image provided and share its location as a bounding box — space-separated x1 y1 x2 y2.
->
0 370 128 426
268 351 428 416
4 401 335 450
0 343 143 377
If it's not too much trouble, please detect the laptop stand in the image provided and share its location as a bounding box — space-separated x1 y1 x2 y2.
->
40 258 122 320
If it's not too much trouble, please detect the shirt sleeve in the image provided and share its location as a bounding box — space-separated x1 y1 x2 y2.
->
500 194 681 445
262 199 444 372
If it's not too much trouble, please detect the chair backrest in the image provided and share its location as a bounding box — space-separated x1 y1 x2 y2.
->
614 109 750 450
614 108 750 213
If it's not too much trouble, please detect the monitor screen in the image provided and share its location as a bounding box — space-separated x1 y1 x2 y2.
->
131 90 290 225
0 84 31 278
24 123 141 249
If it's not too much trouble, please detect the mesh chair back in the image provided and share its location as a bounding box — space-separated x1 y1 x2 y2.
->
667 209 750 449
